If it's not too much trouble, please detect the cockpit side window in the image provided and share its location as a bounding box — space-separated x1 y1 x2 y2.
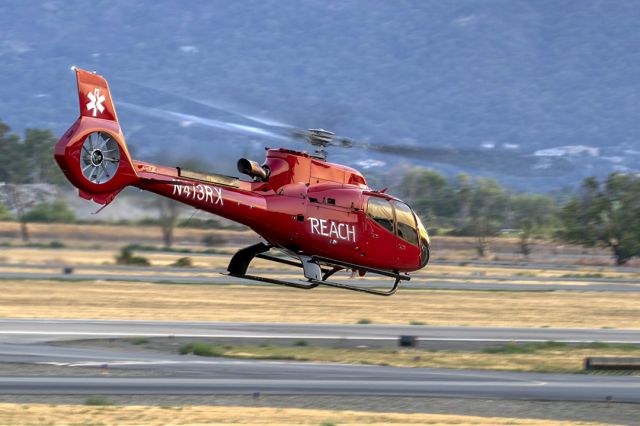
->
393 201 419 246
366 197 395 234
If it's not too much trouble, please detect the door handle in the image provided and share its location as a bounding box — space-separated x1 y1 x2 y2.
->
371 233 379 239
399 244 406 250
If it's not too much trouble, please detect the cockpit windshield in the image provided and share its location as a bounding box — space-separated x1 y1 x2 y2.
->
415 214 430 246
414 213 430 268
393 201 419 246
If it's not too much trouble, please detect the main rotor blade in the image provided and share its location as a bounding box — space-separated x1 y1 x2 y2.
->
342 139 574 176
117 87 573 176
119 102 290 142
115 78 295 129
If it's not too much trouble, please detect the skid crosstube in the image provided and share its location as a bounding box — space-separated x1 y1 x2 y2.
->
225 243 410 296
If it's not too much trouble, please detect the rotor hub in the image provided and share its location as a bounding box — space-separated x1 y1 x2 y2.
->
306 129 335 148
305 129 334 160
90 149 104 166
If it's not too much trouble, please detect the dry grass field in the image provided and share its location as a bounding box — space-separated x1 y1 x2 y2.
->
0 247 290 269
0 221 619 266
0 279 638 328
0 403 606 425
0 222 257 248
1 245 638 282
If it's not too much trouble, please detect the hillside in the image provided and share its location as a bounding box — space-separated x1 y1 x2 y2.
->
1 0 639 189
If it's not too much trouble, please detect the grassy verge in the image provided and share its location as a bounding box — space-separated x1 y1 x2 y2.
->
0 403 605 425
0 279 639 328
177 341 640 373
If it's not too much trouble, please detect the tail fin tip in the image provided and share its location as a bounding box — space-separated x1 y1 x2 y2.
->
76 67 119 122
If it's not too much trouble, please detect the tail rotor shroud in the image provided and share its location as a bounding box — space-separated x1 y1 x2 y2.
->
80 131 121 184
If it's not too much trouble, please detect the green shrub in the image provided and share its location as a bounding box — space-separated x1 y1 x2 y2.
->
84 396 113 406
179 342 225 357
122 243 158 252
356 318 372 325
294 340 308 346
130 337 149 345
482 342 534 354
202 248 223 254
171 257 193 268
483 341 567 354
560 273 604 279
21 201 75 223
22 241 65 249
115 247 150 266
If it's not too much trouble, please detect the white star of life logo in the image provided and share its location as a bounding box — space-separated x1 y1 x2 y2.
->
86 88 105 117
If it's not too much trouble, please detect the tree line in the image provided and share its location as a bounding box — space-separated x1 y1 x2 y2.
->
1 120 640 264
395 168 640 265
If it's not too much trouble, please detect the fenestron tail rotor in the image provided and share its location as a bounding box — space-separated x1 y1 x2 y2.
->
80 131 121 184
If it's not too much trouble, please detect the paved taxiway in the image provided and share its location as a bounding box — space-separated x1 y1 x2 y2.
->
1 319 640 346
0 343 638 402
2 269 640 292
3 262 640 284
0 319 638 402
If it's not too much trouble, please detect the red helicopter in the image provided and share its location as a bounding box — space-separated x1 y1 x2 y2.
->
54 68 430 296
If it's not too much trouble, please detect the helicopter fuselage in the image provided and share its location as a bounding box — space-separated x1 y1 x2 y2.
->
54 68 430 288
132 148 429 272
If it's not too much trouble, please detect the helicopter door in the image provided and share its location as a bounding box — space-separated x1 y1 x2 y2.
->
364 196 397 268
392 201 422 269
306 192 360 258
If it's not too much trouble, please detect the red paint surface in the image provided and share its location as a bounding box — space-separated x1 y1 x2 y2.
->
55 69 430 273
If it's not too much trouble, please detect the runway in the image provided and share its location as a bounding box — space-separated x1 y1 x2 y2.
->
2 269 640 292
0 342 638 402
2 374 639 402
4 261 640 284
1 319 639 346
0 319 638 402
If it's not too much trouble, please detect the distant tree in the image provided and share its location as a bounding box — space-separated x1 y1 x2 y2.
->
511 193 558 258
559 173 640 265
0 201 12 221
0 124 61 185
455 173 472 227
155 158 209 247
21 200 76 223
4 184 35 241
398 168 458 228
0 121 64 240
454 177 509 257
20 129 65 184
157 198 182 248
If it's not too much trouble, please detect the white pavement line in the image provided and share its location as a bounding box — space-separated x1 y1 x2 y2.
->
1 330 640 344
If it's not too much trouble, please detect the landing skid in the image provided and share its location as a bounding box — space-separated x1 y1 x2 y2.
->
225 243 410 296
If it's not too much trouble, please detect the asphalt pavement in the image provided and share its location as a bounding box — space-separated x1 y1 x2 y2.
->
2 269 640 292
1 319 639 346
0 342 638 402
